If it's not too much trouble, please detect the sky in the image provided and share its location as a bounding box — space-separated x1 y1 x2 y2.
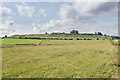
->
0 2 118 37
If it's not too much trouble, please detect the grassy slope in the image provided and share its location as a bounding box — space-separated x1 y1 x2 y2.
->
2 39 41 46
2 40 118 78
10 34 107 40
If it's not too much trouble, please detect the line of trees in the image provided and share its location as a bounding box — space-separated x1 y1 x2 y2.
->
49 30 104 36
11 36 104 40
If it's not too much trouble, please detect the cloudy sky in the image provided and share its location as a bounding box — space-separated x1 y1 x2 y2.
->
0 2 118 37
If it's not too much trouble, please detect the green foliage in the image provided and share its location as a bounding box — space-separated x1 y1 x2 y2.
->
45 32 47 34
70 30 78 34
5 35 7 38
98 32 103 35
10 34 106 40
97 38 99 40
87 38 92 40
76 38 79 40
84 38 86 40
118 40 120 45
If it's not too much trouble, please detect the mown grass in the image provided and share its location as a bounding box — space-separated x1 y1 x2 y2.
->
2 40 118 78
2 39 41 46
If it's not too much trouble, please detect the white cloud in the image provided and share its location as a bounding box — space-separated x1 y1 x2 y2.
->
16 3 47 18
94 22 118 35
16 4 35 18
0 20 14 30
0 20 17 36
0 6 14 19
39 9 47 17
58 2 117 22
33 23 41 32
33 2 117 35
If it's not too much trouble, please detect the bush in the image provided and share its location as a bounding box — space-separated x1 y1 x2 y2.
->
12 37 16 39
19 37 22 39
77 38 79 40
60 38 63 40
84 38 86 40
64 38 67 40
55 38 59 40
28 37 31 39
118 40 120 45
51 38 54 40
69 38 73 40
97 38 99 40
87 39 92 40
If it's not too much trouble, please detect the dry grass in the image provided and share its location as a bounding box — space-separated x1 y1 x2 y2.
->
2 40 118 78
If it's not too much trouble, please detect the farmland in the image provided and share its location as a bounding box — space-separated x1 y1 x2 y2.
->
9 34 107 40
2 39 41 46
2 38 118 78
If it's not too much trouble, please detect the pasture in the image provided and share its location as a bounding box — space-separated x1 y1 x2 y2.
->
2 39 41 46
2 39 118 78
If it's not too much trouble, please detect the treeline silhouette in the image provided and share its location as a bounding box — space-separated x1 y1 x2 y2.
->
9 37 105 40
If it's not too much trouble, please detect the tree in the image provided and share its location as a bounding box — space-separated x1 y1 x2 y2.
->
70 30 78 34
98 32 103 35
95 32 97 35
104 34 107 36
45 32 47 34
5 35 7 38
19 37 22 39
97 38 99 40
77 38 79 40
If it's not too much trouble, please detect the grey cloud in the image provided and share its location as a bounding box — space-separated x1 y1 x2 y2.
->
33 2 118 35
89 2 117 16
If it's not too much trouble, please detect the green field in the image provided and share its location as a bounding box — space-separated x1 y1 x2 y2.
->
2 39 41 46
2 39 118 78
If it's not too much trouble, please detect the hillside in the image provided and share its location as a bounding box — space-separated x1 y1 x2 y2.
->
7 34 110 40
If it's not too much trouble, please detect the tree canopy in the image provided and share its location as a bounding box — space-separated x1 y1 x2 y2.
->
70 30 79 34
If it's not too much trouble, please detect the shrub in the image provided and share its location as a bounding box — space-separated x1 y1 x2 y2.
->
118 40 120 45
84 38 86 40
69 38 73 40
28 37 31 39
19 37 22 39
64 38 67 40
5 35 7 38
55 38 59 40
77 38 79 40
51 38 54 40
12 37 16 39
60 38 63 40
87 39 92 40
97 38 99 40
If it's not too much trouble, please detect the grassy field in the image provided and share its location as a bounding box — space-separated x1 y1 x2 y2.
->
2 39 41 46
9 34 107 40
2 39 118 78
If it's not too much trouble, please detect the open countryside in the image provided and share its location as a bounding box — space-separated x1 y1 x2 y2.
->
1 2 119 79
2 31 119 78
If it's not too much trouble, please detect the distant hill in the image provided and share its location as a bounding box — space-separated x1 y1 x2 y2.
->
5 33 110 40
